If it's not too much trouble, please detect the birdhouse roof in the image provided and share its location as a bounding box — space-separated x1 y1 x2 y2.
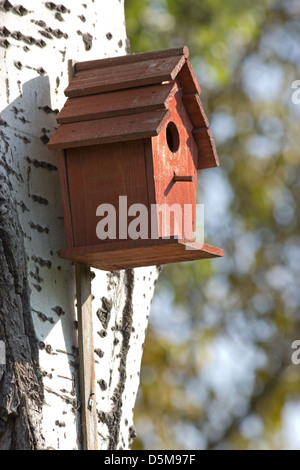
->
48 46 219 170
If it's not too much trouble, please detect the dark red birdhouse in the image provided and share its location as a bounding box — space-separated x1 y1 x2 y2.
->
48 46 223 271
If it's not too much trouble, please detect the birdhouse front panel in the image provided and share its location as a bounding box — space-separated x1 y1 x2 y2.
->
48 46 224 270
150 84 198 241
65 140 149 247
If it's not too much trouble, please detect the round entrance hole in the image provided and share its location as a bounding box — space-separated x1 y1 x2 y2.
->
166 122 180 153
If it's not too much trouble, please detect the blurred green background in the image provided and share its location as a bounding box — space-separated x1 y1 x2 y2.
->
125 0 300 450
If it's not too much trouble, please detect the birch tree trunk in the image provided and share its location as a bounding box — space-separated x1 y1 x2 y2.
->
0 0 160 450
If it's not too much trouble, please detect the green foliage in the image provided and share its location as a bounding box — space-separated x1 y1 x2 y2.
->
125 0 300 450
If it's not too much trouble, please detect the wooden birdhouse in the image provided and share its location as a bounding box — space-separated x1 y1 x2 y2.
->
48 46 223 271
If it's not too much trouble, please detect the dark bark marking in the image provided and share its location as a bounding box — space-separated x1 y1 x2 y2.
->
54 12 64 21
38 26 68 40
82 32 93 50
18 115 31 124
12 107 24 116
77 31 93 50
22 35 36 45
0 0 12 12
31 255 52 269
39 342 55 355
14 60 23 70
45 3 70 13
98 379 107 391
125 38 131 54
18 201 29 213
94 349 104 359
36 67 46 76
26 157 58 172
10 30 22 40
8 30 47 48
44 386 79 413
98 330 107 338
45 2 56 10
32 309 55 324
38 105 58 115
55 420 66 427
1 158 23 183
51 306 65 316
29 266 43 283
52 28 68 39
35 39 47 48
14 133 31 144
96 297 112 330
32 283 42 292
0 39 10 48
28 221 49 234
39 30 53 40
31 194 49 205
32 20 46 27
128 426 136 441
12 5 29 16
0 26 10 37
99 269 135 450
40 133 50 145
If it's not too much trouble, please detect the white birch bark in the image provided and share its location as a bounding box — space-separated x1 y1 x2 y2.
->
0 0 159 450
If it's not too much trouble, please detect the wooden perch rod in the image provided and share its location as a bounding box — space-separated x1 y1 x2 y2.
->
173 175 194 182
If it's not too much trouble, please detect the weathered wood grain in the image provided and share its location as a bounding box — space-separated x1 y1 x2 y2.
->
193 127 219 169
60 238 224 271
65 140 149 247
57 82 177 124
65 55 186 97
48 109 170 149
75 46 189 72
75 264 98 450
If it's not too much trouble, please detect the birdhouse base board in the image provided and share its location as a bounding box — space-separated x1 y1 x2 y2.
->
59 238 223 271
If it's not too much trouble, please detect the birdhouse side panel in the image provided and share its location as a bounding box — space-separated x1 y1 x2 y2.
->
151 88 198 241
65 141 149 248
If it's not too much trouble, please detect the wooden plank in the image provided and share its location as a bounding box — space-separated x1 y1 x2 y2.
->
66 141 149 247
75 264 98 450
57 82 177 124
173 175 194 182
193 128 219 169
48 109 170 149
65 55 186 97
56 149 73 248
182 93 209 129
143 138 157 239
65 149 87 246
60 238 224 271
177 60 201 95
151 87 198 238
67 58 98 452
75 46 189 72
144 137 157 207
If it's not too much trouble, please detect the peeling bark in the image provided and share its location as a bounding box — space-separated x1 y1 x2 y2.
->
0 168 44 450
